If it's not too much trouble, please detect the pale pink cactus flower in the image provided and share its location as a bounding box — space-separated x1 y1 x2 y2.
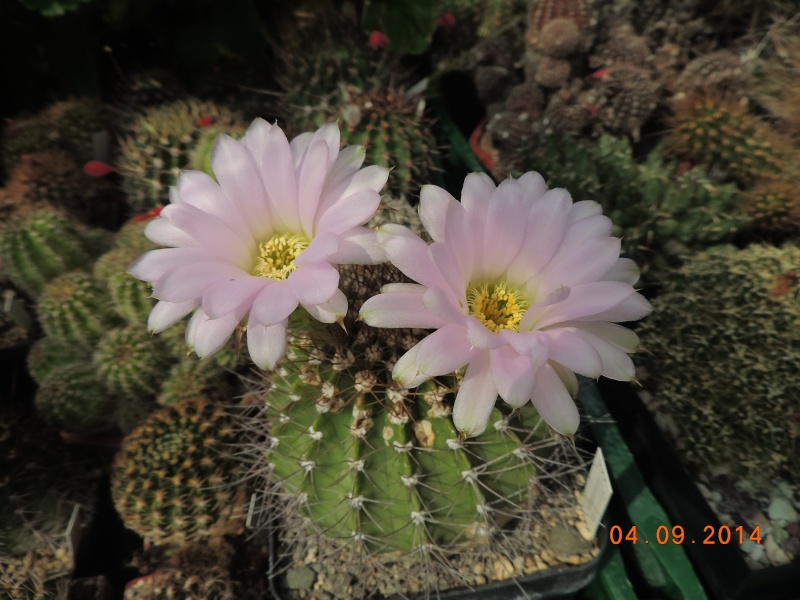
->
360 172 651 437
128 119 389 369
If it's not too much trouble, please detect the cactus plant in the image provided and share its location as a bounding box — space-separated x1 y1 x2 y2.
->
0 210 99 297
34 362 115 433
637 244 800 487
117 99 247 212
124 569 235 600
37 271 118 347
742 176 800 241
25 337 75 383
111 397 246 547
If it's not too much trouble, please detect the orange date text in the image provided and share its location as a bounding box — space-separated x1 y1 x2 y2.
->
609 525 762 545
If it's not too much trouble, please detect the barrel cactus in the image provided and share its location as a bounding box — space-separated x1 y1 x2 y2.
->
111 397 247 547
34 362 116 433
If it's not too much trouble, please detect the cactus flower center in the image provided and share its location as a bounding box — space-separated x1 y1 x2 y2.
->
252 233 309 280
466 282 529 333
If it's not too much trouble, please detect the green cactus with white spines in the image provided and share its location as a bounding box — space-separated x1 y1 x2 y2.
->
34 362 116 433
95 325 176 399
0 210 100 298
156 357 231 407
25 337 75 383
37 271 118 347
111 397 246 547
118 99 248 212
637 244 800 487
249 264 554 558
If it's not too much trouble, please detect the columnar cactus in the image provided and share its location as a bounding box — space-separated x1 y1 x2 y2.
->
111 397 246 547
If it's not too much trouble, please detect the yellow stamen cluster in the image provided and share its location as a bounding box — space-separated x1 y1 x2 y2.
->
467 282 530 333
253 233 309 280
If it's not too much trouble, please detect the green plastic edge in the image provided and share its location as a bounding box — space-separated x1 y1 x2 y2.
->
579 379 708 600
583 546 638 600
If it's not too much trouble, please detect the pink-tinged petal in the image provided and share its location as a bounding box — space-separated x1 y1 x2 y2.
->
247 319 288 370
305 122 340 171
429 242 468 300
288 263 339 306
315 188 381 235
174 170 253 244
461 172 495 215
128 247 213 282
288 131 313 168
571 321 640 354
360 290 447 329
481 179 529 278
144 217 194 247
442 195 475 281
550 361 579 398
567 200 603 223
250 280 300 326
147 300 197 333
465 316 504 349
452 351 498 438
392 344 429 388
378 224 445 290
422 286 466 323
517 171 547 201
541 328 603 378
256 126 301 232
295 231 338 265
153 262 246 303
506 188 571 283
302 288 347 323
330 227 386 264
414 324 476 379
321 145 367 199
530 363 580 436
564 213 613 241
534 237 622 291
210 134 272 239
317 164 388 226
490 345 536 407
190 310 241 358
159 203 250 263
601 258 640 285
419 185 457 242
242 117 273 152
201 276 268 320
499 330 550 367
296 139 330 236
383 283 427 293
567 323 639 380
522 281 649 329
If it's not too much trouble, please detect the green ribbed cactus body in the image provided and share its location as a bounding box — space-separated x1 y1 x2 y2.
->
34 363 114 433
111 397 245 547
26 337 76 383
157 358 227 406
0 211 94 297
107 271 155 325
37 271 118 347
95 325 175 399
124 569 235 600
266 359 545 553
118 100 247 212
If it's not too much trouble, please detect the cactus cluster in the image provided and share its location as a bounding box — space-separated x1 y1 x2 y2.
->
743 177 800 241
637 244 800 487
111 397 246 547
117 99 248 212
124 569 235 600
527 133 745 273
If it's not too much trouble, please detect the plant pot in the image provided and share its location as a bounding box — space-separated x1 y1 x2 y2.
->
597 379 800 600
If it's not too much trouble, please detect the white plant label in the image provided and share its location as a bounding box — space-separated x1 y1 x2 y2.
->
581 447 613 540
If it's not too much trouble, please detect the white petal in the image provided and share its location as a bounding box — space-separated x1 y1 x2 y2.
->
247 319 288 370
422 286 466 324
144 217 194 247
174 170 253 244
461 172 496 215
419 185 457 242
378 224 446 290
295 231 339 265
530 363 580 436
517 171 547 200
392 344 429 388
317 164 389 228
190 310 241 358
152 262 246 303
452 351 498 438
360 290 447 329
147 300 197 333
256 126 301 232
127 247 212 283
541 328 603 378
465 316 504 349
490 345 537 407
288 263 340 306
481 179 529 279
414 324 476 379
159 202 250 263
535 237 622 291
201 276 268 320
330 227 386 264
315 188 381 235
296 139 330 237
250 280 300 326
302 288 347 323
602 258 641 285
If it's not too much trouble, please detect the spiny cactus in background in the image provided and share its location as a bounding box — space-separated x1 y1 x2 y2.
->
665 92 797 183
526 0 592 52
674 50 750 95
0 210 105 298
637 244 800 487
34 362 116 433
111 397 246 547
743 177 800 241
156 357 231 407
1 97 108 173
26 337 75 383
527 133 745 273
95 325 176 399
124 569 236 600
585 65 659 142
37 271 118 347
244 263 561 575
117 99 247 212
0 285 33 351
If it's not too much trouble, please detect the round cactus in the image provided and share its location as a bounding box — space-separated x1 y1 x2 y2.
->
111 397 246 547
637 244 800 486
34 362 115 433
117 99 248 212
0 210 96 298
156 357 230 407
665 92 796 183
743 177 800 241
124 569 235 600
26 337 76 383
94 325 176 399
37 271 118 347
586 65 659 141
